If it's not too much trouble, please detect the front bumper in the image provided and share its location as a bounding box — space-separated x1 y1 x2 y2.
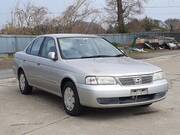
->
77 79 168 108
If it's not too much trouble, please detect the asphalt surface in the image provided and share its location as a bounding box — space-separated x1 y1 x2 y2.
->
0 69 14 79
0 54 180 135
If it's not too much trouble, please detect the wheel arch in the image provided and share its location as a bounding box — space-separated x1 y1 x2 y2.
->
60 77 76 94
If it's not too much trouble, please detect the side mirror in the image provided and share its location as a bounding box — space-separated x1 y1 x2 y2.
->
48 52 57 61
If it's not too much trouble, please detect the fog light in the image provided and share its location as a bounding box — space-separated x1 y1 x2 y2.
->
97 98 119 104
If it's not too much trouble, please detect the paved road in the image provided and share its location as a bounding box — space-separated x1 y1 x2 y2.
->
0 54 180 135
0 69 14 79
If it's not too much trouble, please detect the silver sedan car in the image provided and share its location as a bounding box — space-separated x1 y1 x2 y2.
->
14 34 168 116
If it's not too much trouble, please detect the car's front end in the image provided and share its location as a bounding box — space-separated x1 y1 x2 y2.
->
58 36 168 111
77 72 168 108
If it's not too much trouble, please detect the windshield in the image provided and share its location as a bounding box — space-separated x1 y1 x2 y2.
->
58 37 124 59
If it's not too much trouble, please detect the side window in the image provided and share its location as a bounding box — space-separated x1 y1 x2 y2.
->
40 37 57 58
30 38 44 56
26 43 33 54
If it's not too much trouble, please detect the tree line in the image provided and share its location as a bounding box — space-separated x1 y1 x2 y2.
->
1 0 180 35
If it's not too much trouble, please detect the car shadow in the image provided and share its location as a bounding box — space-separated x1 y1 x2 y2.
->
31 88 64 108
81 107 159 121
31 88 160 120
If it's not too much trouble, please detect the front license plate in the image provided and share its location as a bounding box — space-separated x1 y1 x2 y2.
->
131 88 148 96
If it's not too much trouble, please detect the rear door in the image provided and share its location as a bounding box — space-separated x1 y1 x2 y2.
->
23 37 44 86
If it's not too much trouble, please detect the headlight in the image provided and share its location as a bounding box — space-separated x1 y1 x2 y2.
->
153 71 165 81
85 76 117 85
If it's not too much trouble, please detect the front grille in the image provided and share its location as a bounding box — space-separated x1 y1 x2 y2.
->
142 76 153 84
119 75 153 86
97 92 166 105
119 78 135 85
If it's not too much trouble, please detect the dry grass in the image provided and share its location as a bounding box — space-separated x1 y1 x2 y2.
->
127 49 180 59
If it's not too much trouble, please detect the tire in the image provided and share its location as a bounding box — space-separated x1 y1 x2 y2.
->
62 81 82 116
18 70 32 95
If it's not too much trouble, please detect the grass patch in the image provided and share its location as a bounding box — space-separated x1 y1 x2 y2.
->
113 44 154 59
127 51 148 59
0 55 14 61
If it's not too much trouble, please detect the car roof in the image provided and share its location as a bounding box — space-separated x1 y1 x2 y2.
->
38 34 99 38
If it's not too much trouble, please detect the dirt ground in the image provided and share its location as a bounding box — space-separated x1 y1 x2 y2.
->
0 58 13 70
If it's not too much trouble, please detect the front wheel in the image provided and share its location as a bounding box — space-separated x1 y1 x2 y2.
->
18 71 32 95
62 81 82 116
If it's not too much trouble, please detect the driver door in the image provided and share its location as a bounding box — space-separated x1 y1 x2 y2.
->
37 37 60 94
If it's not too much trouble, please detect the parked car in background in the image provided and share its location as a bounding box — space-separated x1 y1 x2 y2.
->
13 34 168 116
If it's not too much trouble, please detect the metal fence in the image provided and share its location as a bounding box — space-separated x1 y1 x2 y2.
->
101 32 180 45
100 33 135 45
0 35 35 54
0 32 180 54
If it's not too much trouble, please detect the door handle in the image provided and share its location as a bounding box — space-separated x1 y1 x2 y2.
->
37 63 40 66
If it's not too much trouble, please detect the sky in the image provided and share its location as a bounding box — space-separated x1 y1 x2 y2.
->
0 0 180 28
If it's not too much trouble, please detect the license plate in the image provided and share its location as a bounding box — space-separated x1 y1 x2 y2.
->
131 88 148 96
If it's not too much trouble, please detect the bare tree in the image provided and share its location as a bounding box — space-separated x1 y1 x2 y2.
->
165 19 180 32
105 0 147 33
13 2 48 28
3 0 104 34
59 0 100 33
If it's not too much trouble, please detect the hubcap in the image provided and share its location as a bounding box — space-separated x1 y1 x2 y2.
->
64 87 75 111
19 74 25 91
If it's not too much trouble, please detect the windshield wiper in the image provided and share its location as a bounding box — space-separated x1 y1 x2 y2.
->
80 54 125 59
81 55 115 59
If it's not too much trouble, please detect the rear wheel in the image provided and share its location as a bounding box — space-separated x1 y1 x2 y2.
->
18 71 32 95
62 81 82 116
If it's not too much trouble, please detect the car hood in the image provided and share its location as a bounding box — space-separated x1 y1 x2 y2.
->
64 57 161 76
